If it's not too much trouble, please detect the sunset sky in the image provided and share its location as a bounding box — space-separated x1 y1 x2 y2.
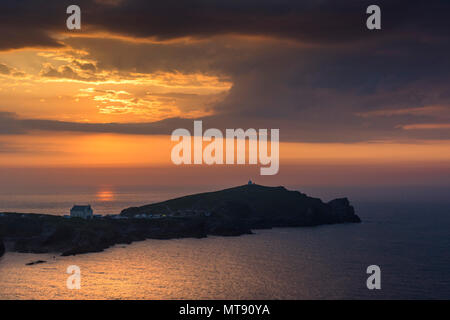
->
1 0 450 193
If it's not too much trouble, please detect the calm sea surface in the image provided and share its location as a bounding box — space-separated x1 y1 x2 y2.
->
1 188 450 299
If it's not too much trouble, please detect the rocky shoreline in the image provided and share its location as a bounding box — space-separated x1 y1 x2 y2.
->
0 237 4 257
0 184 360 256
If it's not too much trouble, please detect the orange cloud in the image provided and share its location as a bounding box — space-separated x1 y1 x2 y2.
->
356 105 449 118
399 123 450 130
0 45 232 123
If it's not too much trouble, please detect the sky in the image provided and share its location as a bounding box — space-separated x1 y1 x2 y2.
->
0 0 450 193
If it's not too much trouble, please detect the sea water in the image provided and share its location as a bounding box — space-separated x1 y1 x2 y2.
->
1 197 449 299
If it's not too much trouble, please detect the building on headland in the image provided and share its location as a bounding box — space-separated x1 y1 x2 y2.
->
70 205 93 219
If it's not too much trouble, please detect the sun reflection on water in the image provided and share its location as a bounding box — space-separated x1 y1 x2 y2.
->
96 189 115 202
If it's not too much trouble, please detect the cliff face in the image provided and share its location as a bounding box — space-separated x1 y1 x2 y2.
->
0 185 360 256
121 184 361 228
0 237 5 257
0 213 214 256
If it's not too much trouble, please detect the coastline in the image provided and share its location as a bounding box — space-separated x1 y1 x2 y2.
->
0 184 361 256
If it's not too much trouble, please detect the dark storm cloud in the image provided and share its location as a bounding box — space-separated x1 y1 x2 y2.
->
0 1 67 50
1 106 450 143
0 111 190 135
1 0 450 142
63 33 450 141
1 0 450 50
84 0 450 47
0 28 63 51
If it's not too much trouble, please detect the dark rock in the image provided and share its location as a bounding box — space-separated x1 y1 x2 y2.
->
0 237 4 257
26 260 46 266
121 184 361 228
0 184 360 256
327 198 361 223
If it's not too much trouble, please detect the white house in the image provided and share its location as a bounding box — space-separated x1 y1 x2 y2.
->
70 205 93 219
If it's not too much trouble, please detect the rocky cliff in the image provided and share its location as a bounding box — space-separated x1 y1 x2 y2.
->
0 237 5 257
121 184 361 228
0 184 360 256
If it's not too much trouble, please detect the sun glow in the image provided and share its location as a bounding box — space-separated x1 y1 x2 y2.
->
96 189 115 202
0 47 232 123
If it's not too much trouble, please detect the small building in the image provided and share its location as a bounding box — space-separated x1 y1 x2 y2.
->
70 205 93 219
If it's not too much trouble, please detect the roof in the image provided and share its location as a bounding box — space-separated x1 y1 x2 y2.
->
71 205 92 211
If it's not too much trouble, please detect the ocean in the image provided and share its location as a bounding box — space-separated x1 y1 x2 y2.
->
1 187 450 299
